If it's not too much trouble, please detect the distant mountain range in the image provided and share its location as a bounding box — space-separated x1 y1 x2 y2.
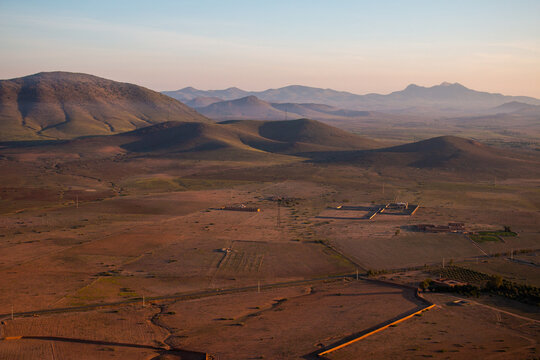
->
164 82 540 114
0 72 208 141
1 71 538 143
191 95 372 121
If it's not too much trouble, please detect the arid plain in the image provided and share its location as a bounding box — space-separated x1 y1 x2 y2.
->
0 72 539 359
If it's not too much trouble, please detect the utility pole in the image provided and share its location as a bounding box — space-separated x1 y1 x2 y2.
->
276 201 281 228
142 294 145 307
356 268 359 280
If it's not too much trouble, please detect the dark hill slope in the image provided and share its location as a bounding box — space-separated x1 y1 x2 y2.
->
0 119 383 162
116 118 382 156
0 72 208 140
118 121 264 154
223 118 380 150
325 136 540 176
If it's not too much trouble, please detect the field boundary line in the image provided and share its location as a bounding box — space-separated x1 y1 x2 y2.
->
2 336 22 340
463 233 489 256
317 303 435 356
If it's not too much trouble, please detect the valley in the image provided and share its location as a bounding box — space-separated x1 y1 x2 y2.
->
0 72 539 359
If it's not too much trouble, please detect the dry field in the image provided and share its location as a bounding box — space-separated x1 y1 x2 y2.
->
0 153 538 359
0 305 168 360
154 279 422 359
325 293 540 360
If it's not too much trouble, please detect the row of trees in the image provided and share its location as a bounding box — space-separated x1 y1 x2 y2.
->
420 275 540 306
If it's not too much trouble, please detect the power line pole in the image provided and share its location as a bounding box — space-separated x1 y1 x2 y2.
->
276 201 281 228
356 268 359 280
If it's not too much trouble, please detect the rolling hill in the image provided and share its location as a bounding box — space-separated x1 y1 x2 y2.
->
221 119 380 150
107 118 382 156
491 101 540 115
322 135 540 176
0 72 209 141
2 120 538 178
0 118 382 162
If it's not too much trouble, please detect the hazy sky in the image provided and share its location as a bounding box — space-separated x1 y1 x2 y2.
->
1 0 539 97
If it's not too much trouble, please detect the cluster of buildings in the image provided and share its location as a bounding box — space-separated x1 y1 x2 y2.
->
220 204 260 212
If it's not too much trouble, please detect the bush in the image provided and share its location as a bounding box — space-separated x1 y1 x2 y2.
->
420 278 432 291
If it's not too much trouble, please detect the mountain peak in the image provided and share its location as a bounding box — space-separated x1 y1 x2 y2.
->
437 81 466 89
405 83 421 90
0 72 208 140
237 95 262 103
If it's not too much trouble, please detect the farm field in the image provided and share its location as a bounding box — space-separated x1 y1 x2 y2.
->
0 146 539 359
457 253 540 287
0 305 167 358
325 292 539 360
155 279 423 359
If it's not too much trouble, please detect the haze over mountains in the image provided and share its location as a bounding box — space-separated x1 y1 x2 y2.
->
0 71 538 170
191 95 372 121
164 82 540 115
0 72 208 141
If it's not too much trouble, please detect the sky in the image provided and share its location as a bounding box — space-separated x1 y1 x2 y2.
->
1 0 539 97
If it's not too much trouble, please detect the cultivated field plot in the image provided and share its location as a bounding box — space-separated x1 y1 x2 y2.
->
327 230 482 270
470 232 540 255
458 255 540 287
157 279 423 359
326 293 540 360
0 305 168 360
317 207 373 220
217 241 266 274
